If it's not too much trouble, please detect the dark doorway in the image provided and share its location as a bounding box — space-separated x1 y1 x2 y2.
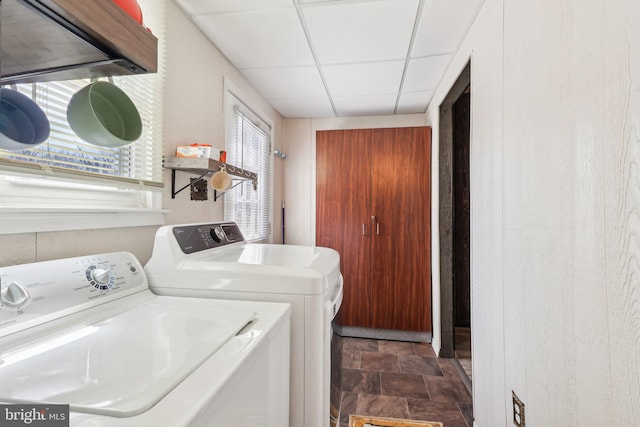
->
452 88 472 385
453 89 471 329
438 62 471 390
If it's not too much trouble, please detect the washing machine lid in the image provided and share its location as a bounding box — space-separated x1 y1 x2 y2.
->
180 244 341 295
0 297 255 417
211 243 330 268
146 223 342 295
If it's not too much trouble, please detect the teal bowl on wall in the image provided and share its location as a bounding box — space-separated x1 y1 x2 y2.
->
0 88 51 151
67 81 142 148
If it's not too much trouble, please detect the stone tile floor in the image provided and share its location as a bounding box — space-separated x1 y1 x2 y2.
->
333 337 473 427
454 327 472 381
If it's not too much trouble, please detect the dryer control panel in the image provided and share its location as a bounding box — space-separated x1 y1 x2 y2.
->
172 222 245 254
0 252 147 337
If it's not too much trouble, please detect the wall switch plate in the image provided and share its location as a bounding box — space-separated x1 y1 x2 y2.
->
512 391 525 426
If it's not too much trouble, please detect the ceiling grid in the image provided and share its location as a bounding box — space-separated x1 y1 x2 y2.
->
174 0 485 118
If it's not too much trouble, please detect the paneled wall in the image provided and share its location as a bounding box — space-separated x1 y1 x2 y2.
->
426 0 640 425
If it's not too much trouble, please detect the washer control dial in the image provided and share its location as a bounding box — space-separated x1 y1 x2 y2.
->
1 282 31 308
209 226 226 243
85 265 115 290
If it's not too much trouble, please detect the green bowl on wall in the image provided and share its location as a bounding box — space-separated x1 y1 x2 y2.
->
67 81 142 148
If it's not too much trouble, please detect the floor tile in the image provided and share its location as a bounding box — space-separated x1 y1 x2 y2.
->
342 350 362 369
438 358 462 378
355 393 410 419
424 376 472 403
339 392 358 427
331 384 342 411
341 368 381 394
334 336 473 427
407 398 470 427
360 351 399 372
378 340 416 355
413 342 436 357
399 354 443 377
456 356 472 380
455 328 471 352
458 402 473 426
344 337 379 352
454 328 472 381
380 372 429 399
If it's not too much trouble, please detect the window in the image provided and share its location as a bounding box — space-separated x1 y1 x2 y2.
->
4 75 162 188
224 91 272 242
0 0 165 233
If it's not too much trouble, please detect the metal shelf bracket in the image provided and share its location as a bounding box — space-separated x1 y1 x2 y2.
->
164 157 258 201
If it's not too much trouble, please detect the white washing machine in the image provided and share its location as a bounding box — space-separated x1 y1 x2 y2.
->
145 222 343 427
0 252 290 426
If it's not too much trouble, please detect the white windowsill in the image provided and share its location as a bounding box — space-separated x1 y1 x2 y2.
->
0 208 168 235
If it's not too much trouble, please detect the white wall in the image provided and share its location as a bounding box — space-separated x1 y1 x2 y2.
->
427 0 640 425
426 0 505 424
0 2 284 266
282 114 428 246
163 1 284 244
282 0 640 425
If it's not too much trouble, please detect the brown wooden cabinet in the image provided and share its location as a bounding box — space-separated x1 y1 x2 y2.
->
316 127 431 332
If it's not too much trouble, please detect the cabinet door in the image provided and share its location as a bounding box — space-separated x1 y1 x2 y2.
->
370 127 431 332
316 129 372 327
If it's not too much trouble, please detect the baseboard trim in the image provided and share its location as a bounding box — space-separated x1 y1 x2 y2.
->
333 325 431 343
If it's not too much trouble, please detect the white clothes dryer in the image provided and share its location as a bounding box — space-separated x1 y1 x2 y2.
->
0 252 290 426
145 222 343 427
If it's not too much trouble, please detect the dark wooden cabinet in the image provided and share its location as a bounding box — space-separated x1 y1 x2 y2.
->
316 127 432 332
317 129 372 327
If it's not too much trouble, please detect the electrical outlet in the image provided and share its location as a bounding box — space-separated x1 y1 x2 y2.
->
512 391 525 426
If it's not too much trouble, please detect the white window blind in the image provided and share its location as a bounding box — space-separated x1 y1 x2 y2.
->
3 75 162 188
0 0 164 211
224 106 272 242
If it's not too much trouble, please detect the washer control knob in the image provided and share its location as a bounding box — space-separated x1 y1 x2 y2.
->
91 268 112 285
0 282 31 307
209 227 225 243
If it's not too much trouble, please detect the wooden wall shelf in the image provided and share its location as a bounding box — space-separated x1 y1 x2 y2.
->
1 0 158 84
163 157 257 201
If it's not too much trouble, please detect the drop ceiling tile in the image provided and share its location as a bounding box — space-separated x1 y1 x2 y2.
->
175 0 293 15
412 0 485 57
269 97 335 118
302 0 420 64
396 91 433 114
192 9 315 69
242 66 327 100
323 61 405 97
403 54 452 92
333 94 397 117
